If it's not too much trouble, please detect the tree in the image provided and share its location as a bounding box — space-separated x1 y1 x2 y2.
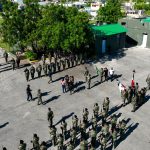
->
97 0 123 24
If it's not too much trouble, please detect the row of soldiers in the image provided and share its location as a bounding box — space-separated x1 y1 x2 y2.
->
47 98 127 150
121 83 147 112
3 96 131 150
24 52 87 82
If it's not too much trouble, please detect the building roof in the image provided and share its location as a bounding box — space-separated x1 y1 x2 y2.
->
141 17 150 23
91 24 127 36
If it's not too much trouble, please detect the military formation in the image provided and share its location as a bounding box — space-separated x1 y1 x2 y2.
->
4 98 132 150
1 51 149 150
23 53 85 82
120 83 147 112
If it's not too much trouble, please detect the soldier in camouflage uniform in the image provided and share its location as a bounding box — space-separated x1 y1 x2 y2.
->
72 115 78 129
48 52 52 63
111 127 118 149
37 89 43 105
31 133 40 149
47 107 54 126
127 86 133 104
146 74 150 90
30 65 35 80
101 122 109 137
121 89 128 106
43 63 48 76
99 134 107 150
49 125 57 146
57 134 64 150
82 108 89 124
131 94 138 112
110 114 117 132
36 64 42 78
60 119 67 139
93 103 99 118
91 116 97 129
99 68 104 83
140 88 146 104
102 97 110 116
67 140 74 150
89 126 97 148
40 141 47 150
80 120 87 139
80 138 88 150
70 127 77 146
118 119 126 138
84 67 89 82
87 74 91 89
18 140 26 150
24 68 29 82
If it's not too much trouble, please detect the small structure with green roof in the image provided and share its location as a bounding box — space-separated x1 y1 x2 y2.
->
91 23 127 56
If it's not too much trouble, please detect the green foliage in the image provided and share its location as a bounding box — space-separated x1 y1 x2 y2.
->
97 0 123 24
25 51 37 60
0 2 93 54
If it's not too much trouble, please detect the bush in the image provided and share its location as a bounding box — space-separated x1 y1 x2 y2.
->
25 51 37 60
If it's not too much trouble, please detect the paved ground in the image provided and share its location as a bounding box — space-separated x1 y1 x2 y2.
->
0 46 150 150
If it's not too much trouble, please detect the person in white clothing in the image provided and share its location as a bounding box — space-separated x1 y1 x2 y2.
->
109 67 114 82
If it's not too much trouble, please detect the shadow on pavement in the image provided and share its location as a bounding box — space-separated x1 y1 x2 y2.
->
43 95 61 105
54 112 74 126
0 122 9 128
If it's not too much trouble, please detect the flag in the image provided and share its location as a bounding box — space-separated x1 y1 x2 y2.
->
131 78 135 88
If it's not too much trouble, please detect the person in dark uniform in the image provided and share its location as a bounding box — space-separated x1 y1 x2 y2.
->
24 68 29 82
26 84 32 101
3 51 8 63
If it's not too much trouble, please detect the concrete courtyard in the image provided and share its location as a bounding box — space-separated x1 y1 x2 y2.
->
0 46 150 150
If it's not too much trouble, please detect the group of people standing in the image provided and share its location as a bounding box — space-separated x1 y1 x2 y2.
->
26 85 43 105
61 75 75 94
3 51 21 70
120 81 148 112
9 97 129 150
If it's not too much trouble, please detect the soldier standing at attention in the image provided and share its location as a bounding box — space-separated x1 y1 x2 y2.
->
40 141 47 150
131 94 138 112
36 64 42 78
26 85 32 101
16 56 21 68
82 108 89 124
11 58 15 70
18 140 26 150
3 51 8 63
30 65 35 80
93 103 99 118
121 89 128 106
84 67 89 82
87 74 91 89
43 63 48 76
146 74 150 90
70 127 77 146
72 115 78 129
49 125 57 146
103 97 110 115
37 89 43 105
47 107 54 126
57 134 64 150
24 68 29 82
89 126 97 149
60 119 67 139
80 138 88 150
31 133 40 149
